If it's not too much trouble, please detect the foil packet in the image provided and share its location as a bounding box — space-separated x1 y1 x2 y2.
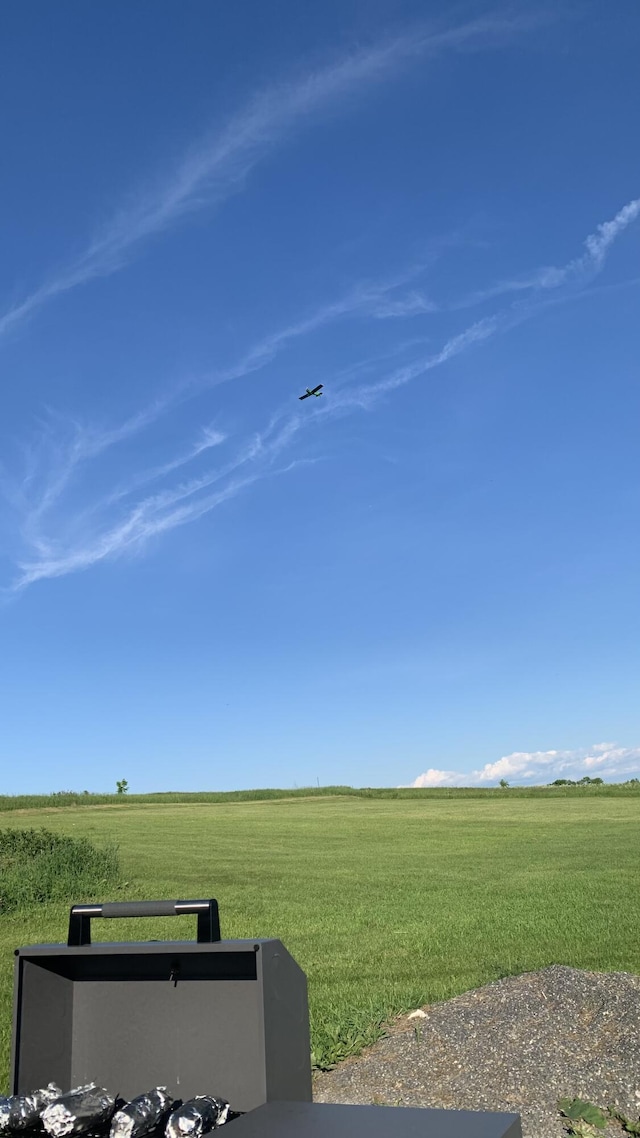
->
165 1097 230 1138
0 1084 63 1134
42 1086 115 1138
110 1090 173 1138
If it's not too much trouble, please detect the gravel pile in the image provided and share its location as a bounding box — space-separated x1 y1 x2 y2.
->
313 966 640 1138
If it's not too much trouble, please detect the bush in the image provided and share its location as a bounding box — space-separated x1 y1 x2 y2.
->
0 828 120 914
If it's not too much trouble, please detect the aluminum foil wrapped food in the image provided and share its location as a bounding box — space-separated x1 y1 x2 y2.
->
0 1098 12 1136
165 1097 230 1138
0 1084 62 1133
109 1090 173 1138
41 1086 115 1138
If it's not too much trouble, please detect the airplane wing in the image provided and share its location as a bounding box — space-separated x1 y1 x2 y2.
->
299 392 311 400
311 384 324 393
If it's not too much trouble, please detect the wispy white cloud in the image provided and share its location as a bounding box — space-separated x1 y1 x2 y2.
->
372 290 438 318
14 476 257 588
455 197 640 310
584 198 640 263
104 424 227 506
11 444 322 592
23 222 637 543
6 387 186 553
324 313 501 413
9 398 317 591
0 12 534 343
203 267 432 389
7 263 432 541
330 195 640 409
407 743 640 786
5 193 639 593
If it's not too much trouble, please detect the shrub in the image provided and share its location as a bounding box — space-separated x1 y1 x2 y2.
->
0 828 120 914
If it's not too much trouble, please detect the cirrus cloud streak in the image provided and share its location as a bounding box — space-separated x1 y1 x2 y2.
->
4 192 640 593
0 12 535 344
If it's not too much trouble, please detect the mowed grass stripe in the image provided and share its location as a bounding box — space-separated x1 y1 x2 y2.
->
1 796 639 1089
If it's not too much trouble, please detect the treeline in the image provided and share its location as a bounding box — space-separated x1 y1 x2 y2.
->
1 780 639 811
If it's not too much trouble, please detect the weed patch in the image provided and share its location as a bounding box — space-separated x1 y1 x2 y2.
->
0 828 120 913
558 1099 640 1137
311 1008 388 1070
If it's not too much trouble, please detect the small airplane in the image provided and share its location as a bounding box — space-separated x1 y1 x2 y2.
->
299 384 323 400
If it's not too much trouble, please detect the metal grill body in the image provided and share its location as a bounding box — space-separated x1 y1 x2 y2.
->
11 937 311 1111
10 900 522 1138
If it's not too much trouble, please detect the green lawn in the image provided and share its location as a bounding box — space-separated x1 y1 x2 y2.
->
1 794 639 1091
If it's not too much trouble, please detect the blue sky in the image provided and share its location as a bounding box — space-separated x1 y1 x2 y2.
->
1 1 639 793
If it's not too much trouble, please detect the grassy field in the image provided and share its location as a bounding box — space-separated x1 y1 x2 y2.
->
1 793 639 1092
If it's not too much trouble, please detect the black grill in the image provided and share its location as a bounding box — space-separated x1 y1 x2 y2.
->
10 898 522 1138
11 900 311 1112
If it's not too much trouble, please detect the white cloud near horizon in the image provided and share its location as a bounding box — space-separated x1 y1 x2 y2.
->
0 13 534 344
4 192 640 594
407 743 640 786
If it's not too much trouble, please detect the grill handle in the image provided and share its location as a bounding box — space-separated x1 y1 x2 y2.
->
67 899 221 946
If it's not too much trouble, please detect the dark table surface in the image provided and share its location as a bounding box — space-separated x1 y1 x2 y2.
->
227 1101 522 1138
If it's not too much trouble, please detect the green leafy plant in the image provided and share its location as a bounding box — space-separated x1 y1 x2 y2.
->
116 779 129 795
558 1099 607 1131
608 1108 640 1135
499 779 509 788
311 1011 388 1070
558 1095 640 1137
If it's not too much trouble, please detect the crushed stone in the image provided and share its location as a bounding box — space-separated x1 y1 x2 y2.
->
313 966 640 1138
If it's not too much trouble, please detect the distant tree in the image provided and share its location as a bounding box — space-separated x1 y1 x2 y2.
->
116 779 129 795
499 778 509 788
578 776 593 785
551 779 575 786
591 777 604 785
